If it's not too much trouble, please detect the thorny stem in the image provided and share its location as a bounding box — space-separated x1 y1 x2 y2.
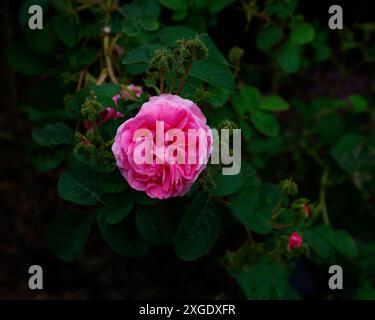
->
176 63 192 95
103 34 118 85
213 197 228 206
76 53 100 91
252 10 271 23
271 199 283 219
96 69 109 85
160 71 165 94
245 227 255 245
77 70 86 91
272 223 293 230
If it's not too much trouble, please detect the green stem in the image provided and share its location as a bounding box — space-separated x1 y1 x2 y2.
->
271 199 283 219
245 226 255 245
319 171 331 226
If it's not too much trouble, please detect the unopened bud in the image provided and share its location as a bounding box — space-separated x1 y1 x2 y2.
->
279 178 298 197
228 46 244 66
174 38 208 65
81 98 102 122
149 48 172 72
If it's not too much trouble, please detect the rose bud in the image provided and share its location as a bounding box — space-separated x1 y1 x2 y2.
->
288 231 303 251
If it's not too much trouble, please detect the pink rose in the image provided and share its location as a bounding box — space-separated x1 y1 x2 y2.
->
288 231 303 251
112 94 212 199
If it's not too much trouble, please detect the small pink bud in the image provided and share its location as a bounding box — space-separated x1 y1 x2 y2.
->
112 94 122 108
302 203 312 217
124 84 143 99
112 85 143 107
288 231 303 251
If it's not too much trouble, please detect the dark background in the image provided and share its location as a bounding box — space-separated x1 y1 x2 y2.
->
0 0 373 299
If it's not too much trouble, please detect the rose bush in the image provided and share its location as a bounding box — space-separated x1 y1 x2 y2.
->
7 0 375 299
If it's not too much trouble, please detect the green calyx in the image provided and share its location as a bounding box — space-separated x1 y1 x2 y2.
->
174 38 208 66
80 97 103 122
228 46 244 66
279 178 298 197
149 48 172 72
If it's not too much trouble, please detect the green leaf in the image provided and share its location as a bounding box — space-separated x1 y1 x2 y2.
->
312 30 331 61
349 94 368 112
27 28 57 55
228 186 274 234
207 105 234 127
212 163 259 197
209 0 236 14
32 122 73 146
256 26 283 50
171 10 188 21
259 95 289 111
158 0 188 11
6 44 48 75
175 192 220 261
198 33 228 65
97 207 149 257
49 0 73 14
57 166 104 205
99 171 128 193
207 85 231 108
141 15 159 31
100 194 134 225
53 15 77 48
190 59 234 92
135 206 174 245
137 0 161 18
290 22 315 45
330 133 367 174
305 226 358 259
357 284 375 300
159 26 195 46
278 41 300 73
133 191 160 206
304 226 333 258
238 119 252 141
87 82 121 108
232 86 261 115
265 0 298 18
45 212 94 262
358 242 375 273
122 19 141 37
331 230 358 258
247 137 284 155
65 89 88 118
123 44 160 65
231 260 289 299
120 3 142 36
251 111 280 137
21 105 67 123
74 47 99 69
32 148 65 172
